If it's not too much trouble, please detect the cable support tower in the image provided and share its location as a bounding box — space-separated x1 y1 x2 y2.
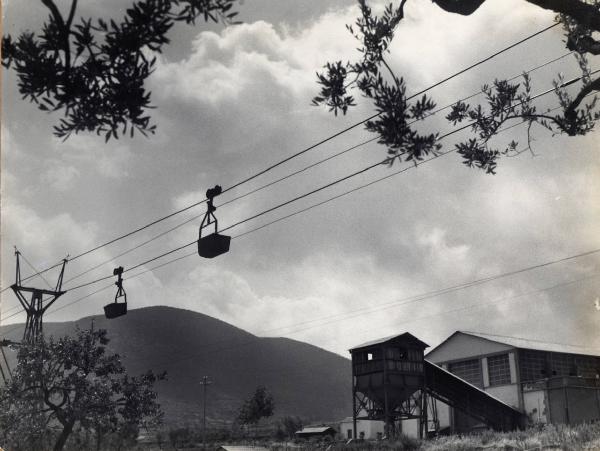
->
1 21 560 291
10 249 68 343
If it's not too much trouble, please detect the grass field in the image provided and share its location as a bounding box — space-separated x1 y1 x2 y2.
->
264 423 600 450
119 422 600 450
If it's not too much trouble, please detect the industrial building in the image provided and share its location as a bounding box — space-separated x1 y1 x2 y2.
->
426 331 600 431
347 331 600 438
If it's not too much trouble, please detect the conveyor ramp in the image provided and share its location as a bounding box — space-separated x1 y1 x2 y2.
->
424 360 524 430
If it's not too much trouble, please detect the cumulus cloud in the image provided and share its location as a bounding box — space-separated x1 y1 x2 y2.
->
2 0 599 356
42 161 81 191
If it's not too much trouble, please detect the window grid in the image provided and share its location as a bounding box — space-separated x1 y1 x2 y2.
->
519 349 547 382
488 354 511 386
449 359 482 387
520 350 600 381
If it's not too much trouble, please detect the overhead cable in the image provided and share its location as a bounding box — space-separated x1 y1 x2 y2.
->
56 71 596 293
4 21 560 289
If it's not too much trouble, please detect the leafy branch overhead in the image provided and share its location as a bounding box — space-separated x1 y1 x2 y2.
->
2 0 241 141
312 0 600 174
313 0 441 167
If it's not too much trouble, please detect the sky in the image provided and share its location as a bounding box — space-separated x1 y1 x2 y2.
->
1 0 599 358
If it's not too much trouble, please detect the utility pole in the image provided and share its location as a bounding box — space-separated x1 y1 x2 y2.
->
200 376 212 449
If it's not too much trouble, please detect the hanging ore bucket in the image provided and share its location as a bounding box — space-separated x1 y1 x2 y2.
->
198 185 231 258
104 266 127 318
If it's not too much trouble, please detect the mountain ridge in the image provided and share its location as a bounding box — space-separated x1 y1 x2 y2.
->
0 305 352 425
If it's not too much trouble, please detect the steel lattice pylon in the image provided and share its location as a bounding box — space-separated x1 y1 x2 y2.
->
10 250 68 343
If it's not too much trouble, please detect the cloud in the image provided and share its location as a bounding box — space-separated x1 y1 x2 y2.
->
417 227 472 280
2 0 599 357
42 161 81 191
56 135 133 179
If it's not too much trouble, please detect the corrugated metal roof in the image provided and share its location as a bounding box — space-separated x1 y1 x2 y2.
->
460 331 600 357
349 332 429 351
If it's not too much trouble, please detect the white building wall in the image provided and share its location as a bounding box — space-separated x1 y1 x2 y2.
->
508 352 518 384
486 385 520 409
401 419 419 438
426 333 513 364
339 419 384 440
433 398 452 430
523 390 548 424
482 357 490 387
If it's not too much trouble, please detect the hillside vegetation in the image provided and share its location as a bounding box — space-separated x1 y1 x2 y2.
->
0 306 352 424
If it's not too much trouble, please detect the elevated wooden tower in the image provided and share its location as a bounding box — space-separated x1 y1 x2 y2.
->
350 333 429 438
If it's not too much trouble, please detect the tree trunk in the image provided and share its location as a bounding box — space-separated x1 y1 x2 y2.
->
53 421 74 451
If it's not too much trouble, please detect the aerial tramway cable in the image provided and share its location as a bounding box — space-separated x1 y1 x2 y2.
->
0 116 539 325
43 49 576 290
48 70 600 295
1 21 561 291
1 74 594 324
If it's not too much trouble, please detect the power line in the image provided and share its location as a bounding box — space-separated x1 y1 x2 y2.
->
3 244 598 370
9 80 585 320
1 86 593 321
33 50 576 292
73 71 597 290
421 50 574 120
460 330 598 351
58 137 379 287
32 72 586 295
110 270 600 370
3 21 560 289
19 251 53 290
42 271 600 372
319 274 600 354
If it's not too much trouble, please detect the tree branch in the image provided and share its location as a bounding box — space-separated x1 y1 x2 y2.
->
65 0 78 30
40 0 65 27
526 0 600 32
381 56 400 86
564 76 600 122
568 35 600 55
433 0 600 32
40 0 73 84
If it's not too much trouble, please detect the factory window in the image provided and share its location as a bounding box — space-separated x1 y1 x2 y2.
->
449 359 482 387
575 356 600 378
488 354 511 386
519 349 548 382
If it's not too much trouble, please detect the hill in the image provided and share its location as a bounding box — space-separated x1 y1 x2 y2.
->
0 306 352 426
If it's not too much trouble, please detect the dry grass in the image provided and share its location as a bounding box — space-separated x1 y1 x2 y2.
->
421 423 600 451
270 423 600 451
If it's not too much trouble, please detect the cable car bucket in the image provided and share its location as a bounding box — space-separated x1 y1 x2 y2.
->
104 266 127 319
198 185 231 258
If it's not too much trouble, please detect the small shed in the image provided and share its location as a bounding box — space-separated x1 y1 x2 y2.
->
295 426 336 439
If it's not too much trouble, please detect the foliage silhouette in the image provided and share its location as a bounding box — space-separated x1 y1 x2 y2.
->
313 0 600 174
2 0 241 141
237 385 275 429
0 326 165 451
